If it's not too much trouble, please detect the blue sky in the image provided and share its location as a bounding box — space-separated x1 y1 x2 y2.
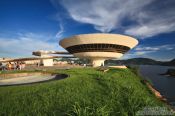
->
0 0 175 61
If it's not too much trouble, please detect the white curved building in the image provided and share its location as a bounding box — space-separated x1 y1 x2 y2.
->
59 33 138 67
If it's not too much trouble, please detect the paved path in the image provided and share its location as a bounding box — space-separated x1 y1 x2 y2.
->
0 75 55 86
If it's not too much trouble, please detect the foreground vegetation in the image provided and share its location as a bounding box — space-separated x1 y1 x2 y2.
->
0 68 167 115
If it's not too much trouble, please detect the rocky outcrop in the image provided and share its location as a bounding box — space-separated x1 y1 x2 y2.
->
164 69 175 76
144 80 167 102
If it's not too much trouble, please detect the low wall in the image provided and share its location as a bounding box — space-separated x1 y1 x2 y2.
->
0 72 51 79
108 65 127 69
0 72 69 86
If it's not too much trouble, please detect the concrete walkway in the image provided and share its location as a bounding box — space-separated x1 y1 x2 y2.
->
0 75 55 86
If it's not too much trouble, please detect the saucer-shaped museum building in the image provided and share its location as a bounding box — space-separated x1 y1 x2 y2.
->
59 33 138 67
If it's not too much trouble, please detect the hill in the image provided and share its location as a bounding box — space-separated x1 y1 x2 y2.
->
162 59 175 66
106 58 175 66
0 68 166 115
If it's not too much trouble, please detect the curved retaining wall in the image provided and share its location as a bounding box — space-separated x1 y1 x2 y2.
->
0 72 68 86
0 72 50 79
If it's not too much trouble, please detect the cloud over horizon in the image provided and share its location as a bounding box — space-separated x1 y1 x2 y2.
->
0 0 174 60
56 0 175 38
0 33 62 58
122 44 175 60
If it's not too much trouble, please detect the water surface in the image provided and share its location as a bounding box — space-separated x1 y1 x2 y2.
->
139 65 175 107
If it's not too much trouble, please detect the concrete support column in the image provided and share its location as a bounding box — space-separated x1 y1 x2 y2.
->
40 55 53 66
91 58 105 67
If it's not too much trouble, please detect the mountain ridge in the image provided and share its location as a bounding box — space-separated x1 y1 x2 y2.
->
106 58 175 66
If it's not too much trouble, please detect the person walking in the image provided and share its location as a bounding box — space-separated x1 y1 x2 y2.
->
7 62 12 70
16 62 20 70
19 62 22 70
0 62 6 71
21 62 25 69
13 62 17 70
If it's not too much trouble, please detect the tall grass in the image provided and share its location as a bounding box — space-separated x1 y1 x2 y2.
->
0 68 166 115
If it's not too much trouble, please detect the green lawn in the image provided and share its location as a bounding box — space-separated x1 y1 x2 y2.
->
0 68 167 115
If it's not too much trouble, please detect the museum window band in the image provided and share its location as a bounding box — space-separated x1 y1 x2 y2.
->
66 43 130 54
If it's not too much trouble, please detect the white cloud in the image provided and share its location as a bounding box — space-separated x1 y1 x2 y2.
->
135 46 159 51
54 0 175 38
134 44 175 56
125 4 175 38
0 33 63 58
122 44 175 59
56 23 64 39
57 0 153 33
135 44 175 52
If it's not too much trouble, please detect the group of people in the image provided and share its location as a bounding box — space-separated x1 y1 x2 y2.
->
0 62 26 71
